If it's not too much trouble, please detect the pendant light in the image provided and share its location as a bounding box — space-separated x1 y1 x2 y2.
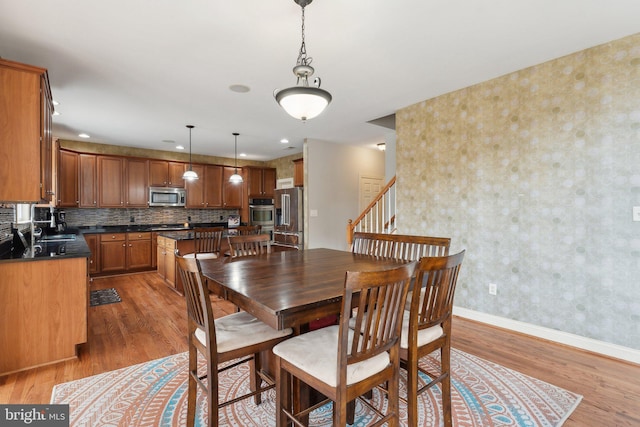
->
229 132 243 183
274 0 331 121
182 125 199 181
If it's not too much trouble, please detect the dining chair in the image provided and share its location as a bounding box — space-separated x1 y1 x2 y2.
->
273 262 417 427
176 254 293 427
234 224 262 235
227 233 270 257
183 227 224 260
400 250 465 427
351 231 451 260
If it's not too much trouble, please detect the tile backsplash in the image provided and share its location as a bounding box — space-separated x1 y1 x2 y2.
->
0 206 239 245
62 207 239 227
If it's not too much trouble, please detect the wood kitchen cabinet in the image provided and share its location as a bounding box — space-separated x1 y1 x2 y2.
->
85 233 100 275
97 156 148 208
0 58 54 203
149 160 185 188
0 257 87 375
100 233 127 273
127 232 152 269
79 153 97 207
157 235 194 295
246 166 276 198
223 166 244 208
125 158 149 207
57 149 79 207
98 156 125 207
185 164 223 208
156 235 176 288
99 232 152 274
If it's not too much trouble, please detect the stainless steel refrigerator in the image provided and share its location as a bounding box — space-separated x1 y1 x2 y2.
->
274 187 303 249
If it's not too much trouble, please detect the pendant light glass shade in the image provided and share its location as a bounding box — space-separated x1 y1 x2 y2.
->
275 85 331 121
182 125 199 181
274 0 331 121
229 133 243 183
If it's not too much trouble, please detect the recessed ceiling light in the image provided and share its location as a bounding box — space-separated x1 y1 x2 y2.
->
53 111 60 116
52 100 59 106
229 84 250 93
280 138 289 144
176 145 185 150
239 153 247 157
78 133 90 138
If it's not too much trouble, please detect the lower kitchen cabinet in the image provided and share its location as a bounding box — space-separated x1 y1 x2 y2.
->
156 235 176 288
0 257 87 375
156 235 194 295
127 232 152 269
100 233 127 273
98 232 152 275
84 233 100 274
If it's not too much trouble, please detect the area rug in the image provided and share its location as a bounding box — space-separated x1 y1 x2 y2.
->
89 288 122 307
51 349 582 426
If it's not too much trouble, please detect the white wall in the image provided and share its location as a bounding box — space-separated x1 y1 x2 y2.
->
306 140 385 251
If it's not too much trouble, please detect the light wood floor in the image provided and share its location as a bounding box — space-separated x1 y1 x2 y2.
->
1 272 639 426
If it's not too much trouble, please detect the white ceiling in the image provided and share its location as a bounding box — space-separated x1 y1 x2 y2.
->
1 1 639 161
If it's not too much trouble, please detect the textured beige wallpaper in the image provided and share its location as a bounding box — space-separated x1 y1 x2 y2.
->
397 33 640 349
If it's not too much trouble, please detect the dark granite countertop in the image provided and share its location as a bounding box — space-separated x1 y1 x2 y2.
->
76 222 235 234
0 232 91 263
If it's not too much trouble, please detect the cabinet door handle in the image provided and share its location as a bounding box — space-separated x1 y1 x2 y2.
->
122 243 126 247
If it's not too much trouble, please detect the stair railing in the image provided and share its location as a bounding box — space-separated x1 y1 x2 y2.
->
346 176 396 245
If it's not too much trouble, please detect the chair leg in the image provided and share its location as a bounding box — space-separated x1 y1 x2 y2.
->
333 398 348 427
441 345 453 427
249 354 261 405
187 346 197 427
275 357 290 427
406 353 419 427
388 367 400 427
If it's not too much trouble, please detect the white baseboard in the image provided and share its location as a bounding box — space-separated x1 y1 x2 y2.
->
453 306 640 365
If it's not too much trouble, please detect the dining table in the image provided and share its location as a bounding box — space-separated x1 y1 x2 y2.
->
198 247 410 422
199 247 409 332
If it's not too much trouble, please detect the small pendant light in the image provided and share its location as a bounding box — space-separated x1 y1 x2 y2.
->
182 125 199 181
229 132 243 183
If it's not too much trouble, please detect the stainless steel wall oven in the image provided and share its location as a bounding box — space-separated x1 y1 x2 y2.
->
249 198 275 240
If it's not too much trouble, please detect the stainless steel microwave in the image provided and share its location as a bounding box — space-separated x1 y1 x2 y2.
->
148 187 186 207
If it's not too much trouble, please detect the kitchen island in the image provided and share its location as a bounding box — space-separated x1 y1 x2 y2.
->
0 233 91 376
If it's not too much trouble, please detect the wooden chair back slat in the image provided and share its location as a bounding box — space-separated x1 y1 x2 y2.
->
193 227 224 256
233 225 262 235
341 263 416 367
351 232 451 261
176 255 218 354
414 251 465 329
228 233 271 257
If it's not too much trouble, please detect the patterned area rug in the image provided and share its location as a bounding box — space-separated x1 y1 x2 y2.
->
89 288 122 307
51 349 582 426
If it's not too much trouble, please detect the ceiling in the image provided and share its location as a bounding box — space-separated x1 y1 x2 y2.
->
1 1 639 161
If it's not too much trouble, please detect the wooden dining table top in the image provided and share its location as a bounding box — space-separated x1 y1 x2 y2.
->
199 248 408 331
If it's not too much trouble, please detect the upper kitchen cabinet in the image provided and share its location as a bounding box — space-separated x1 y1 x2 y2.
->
57 149 79 207
222 166 243 208
125 158 149 207
246 167 276 198
0 59 54 202
185 164 223 208
97 156 149 208
78 153 97 207
149 160 185 188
